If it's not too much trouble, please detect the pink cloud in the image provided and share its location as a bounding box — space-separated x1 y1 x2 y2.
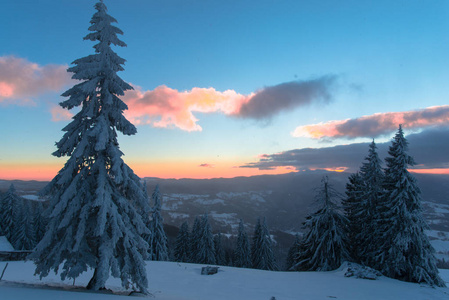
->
123 85 249 131
50 105 73 122
0 56 71 104
292 105 449 139
123 76 336 131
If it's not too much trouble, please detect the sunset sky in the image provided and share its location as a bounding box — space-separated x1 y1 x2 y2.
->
1 0 449 181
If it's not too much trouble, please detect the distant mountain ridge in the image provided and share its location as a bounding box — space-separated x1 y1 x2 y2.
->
1 171 448 263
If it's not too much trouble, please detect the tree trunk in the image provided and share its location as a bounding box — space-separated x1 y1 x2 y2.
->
86 268 105 290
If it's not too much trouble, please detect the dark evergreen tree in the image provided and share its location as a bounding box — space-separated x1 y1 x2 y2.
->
174 221 190 262
233 219 251 268
0 184 18 241
140 181 152 259
214 232 226 266
30 1 149 293
294 177 349 271
12 198 36 250
150 185 168 261
285 234 302 271
375 126 445 286
189 216 202 263
195 214 216 265
358 140 384 267
342 172 364 262
251 218 276 271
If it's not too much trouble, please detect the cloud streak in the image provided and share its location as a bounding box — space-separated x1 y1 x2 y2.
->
243 127 449 173
0 56 71 105
124 75 337 131
292 105 449 140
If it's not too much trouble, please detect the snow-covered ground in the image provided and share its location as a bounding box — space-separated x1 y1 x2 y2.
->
0 261 448 300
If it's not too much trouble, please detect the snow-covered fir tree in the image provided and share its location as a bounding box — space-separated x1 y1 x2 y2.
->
233 219 251 268
285 234 302 271
251 218 277 271
375 125 445 287
214 232 226 266
189 216 202 263
342 172 364 263
0 184 18 241
30 1 149 293
174 221 190 262
357 140 384 267
149 185 169 261
12 198 36 250
293 177 349 271
194 214 216 265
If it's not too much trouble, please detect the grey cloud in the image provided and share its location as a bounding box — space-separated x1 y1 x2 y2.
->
242 127 449 172
236 75 338 120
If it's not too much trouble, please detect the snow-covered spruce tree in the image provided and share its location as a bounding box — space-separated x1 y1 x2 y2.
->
0 184 18 240
375 126 445 286
214 232 226 266
342 172 364 263
29 1 149 293
149 185 169 261
233 219 251 268
12 198 36 250
189 216 202 263
293 177 349 271
285 234 302 271
195 213 216 265
251 218 277 271
174 221 190 262
357 140 384 267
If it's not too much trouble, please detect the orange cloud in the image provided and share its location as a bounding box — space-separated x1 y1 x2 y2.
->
0 56 71 104
409 168 449 175
292 105 449 139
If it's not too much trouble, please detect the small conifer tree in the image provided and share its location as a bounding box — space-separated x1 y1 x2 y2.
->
251 218 277 271
233 219 251 268
293 177 349 271
214 232 226 266
150 185 169 261
174 221 190 262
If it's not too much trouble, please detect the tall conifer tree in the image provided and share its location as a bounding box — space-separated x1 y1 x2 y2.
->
358 140 384 267
376 126 444 286
233 219 251 268
30 1 149 293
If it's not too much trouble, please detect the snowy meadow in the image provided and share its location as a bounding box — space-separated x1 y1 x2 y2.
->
0 260 448 300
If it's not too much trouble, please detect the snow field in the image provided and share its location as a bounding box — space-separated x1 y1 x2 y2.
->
0 261 448 300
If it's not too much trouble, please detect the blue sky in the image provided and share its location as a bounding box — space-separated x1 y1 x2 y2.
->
1 0 449 180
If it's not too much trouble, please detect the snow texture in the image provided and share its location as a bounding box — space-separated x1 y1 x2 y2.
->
0 261 448 300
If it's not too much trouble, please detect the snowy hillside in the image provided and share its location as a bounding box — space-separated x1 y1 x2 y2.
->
0 261 448 300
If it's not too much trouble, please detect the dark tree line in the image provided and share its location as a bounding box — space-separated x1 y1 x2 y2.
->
173 215 276 270
0 184 47 251
286 126 445 287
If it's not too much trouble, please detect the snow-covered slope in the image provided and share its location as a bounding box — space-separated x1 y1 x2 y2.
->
0 261 448 300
